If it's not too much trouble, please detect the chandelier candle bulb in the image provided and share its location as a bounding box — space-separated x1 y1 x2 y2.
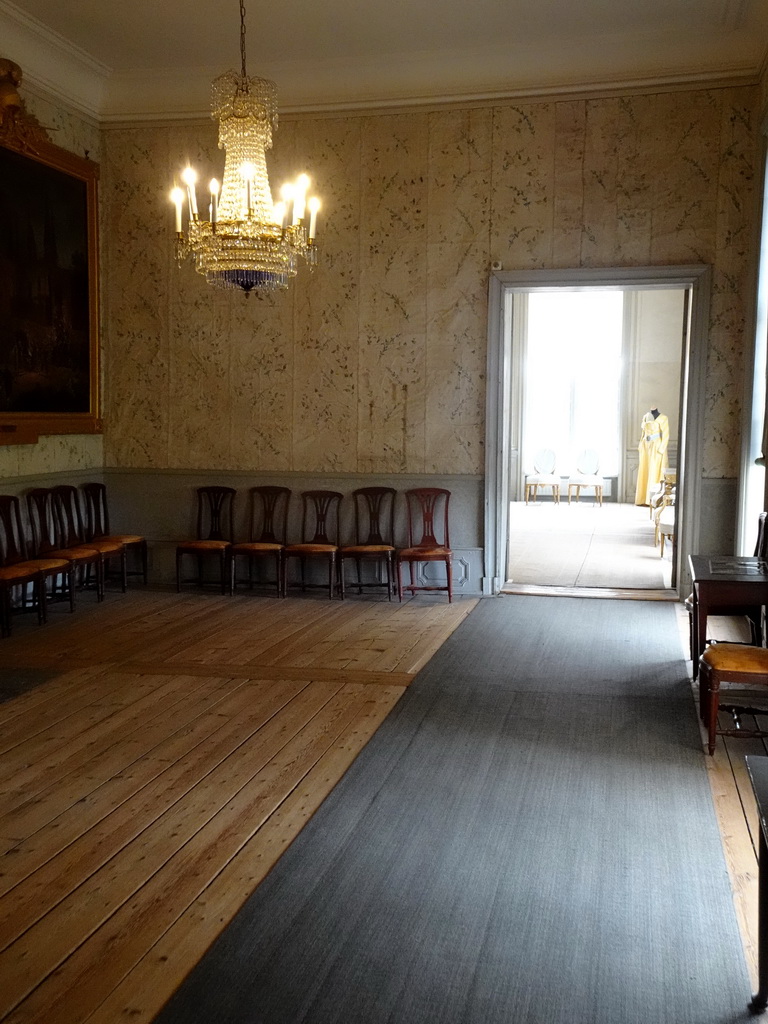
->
280 182 294 227
308 197 320 240
293 174 309 223
181 167 198 219
171 187 184 233
209 179 219 224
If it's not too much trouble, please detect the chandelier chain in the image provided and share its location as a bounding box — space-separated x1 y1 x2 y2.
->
239 0 247 79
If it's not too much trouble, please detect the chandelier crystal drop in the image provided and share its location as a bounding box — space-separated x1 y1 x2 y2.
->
170 0 320 295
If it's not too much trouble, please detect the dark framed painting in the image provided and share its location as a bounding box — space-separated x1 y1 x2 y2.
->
0 129 100 443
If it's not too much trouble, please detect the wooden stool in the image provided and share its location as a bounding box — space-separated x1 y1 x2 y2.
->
698 643 768 754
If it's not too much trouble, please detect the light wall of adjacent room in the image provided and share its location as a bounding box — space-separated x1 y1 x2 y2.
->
0 80 764 590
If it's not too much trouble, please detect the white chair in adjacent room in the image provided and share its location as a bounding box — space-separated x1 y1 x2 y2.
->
567 449 604 505
524 449 560 504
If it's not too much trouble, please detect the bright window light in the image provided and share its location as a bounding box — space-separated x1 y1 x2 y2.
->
522 290 623 478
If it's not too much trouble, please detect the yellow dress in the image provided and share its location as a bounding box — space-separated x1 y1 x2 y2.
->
635 411 669 505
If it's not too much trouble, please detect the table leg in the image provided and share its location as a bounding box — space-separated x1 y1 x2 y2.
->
750 826 768 1013
692 588 703 680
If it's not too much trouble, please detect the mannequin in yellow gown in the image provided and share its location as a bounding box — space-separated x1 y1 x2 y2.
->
635 408 669 505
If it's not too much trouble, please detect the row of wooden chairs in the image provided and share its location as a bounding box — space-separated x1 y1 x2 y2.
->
0 483 147 638
176 485 454 602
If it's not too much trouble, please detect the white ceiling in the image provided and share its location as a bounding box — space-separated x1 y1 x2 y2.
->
1 0 767 121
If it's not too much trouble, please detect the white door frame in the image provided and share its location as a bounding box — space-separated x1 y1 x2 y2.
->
483 265 711 598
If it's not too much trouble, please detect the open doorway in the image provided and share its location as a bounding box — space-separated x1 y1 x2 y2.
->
483 266 711 600
507 286 684 591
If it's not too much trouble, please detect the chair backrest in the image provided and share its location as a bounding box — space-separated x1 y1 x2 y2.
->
196 487 236 541
576 449 600 475
533 448 556 474
82 482 110 540
26 488 60 556
300 491 343 545
351 487 396 546
52 485 88 548
404 488 450 549
755 511 768 559
248 486 290 544
0 495 28 568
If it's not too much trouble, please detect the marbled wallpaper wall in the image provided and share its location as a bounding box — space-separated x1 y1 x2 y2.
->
0 90 103 482
100 85 758 480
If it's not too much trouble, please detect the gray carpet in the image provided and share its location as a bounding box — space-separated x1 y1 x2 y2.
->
154 596 754 1024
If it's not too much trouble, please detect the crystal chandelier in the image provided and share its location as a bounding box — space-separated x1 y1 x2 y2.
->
170 0 320 295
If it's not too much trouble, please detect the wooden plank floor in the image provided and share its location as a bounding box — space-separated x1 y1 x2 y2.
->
0 588 475 1024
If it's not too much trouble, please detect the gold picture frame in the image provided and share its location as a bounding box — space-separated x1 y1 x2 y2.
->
0 106 100 445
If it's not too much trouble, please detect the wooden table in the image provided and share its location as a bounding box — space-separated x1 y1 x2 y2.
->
746 756 768 1013
688 555 768 679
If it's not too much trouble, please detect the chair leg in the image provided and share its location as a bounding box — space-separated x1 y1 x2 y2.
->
328 554 336 599
66 567 76 613
0 586 10 638
698 662 709 724
707 672 720 756
35 576 47 625
397 560 403 602
446 556 453 603
140 539 148 584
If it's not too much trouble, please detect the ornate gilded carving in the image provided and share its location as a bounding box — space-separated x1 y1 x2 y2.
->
0 59 50 153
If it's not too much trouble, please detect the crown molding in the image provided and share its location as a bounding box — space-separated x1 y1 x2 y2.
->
1 0 765 123
0 0 109 119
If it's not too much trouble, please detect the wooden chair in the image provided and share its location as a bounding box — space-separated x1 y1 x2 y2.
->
53 485 127 594
396 487 453 602
176 486 235 594
0 495 74 637
282 490 342 599
524 449 560 504
27 487 109 602
339 487 396 600
685 510 767 659
698 642 768 754
230 486 291 597
82 482 148 584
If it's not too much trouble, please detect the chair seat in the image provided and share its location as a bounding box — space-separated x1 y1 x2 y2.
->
659 507 675 531
87 538 124 555
341 544 395 556
526 474 559 486
113 534 144 546
22 557 72 573
284 543 337 555
399 546 451 560
0 563 43 581
178 540 231 552
50 545 100 564
700 643 768 676
231 542 283 554
568 474 602 486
